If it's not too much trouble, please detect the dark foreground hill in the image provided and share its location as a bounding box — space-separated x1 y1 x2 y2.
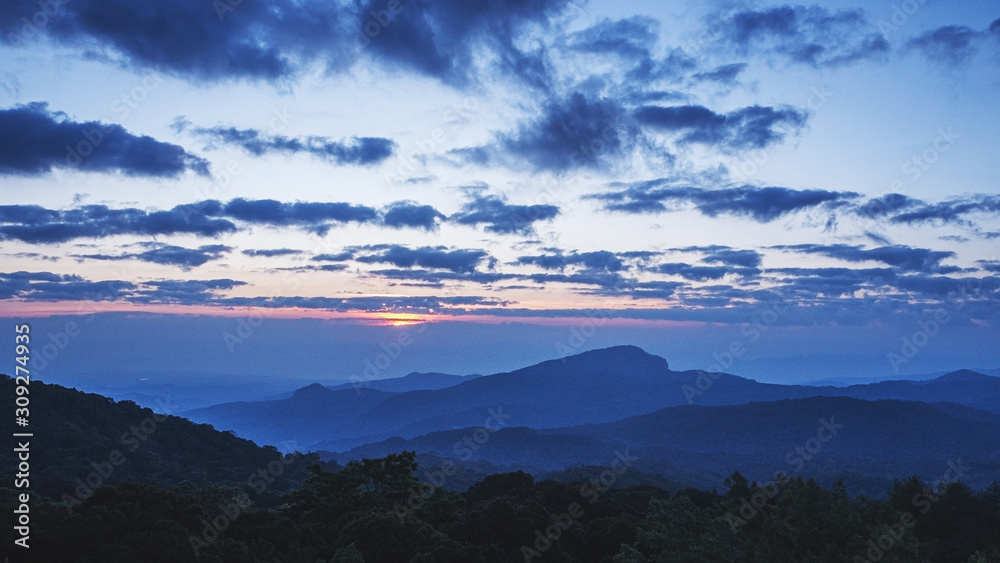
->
0 374 322 503
4 373 1000 562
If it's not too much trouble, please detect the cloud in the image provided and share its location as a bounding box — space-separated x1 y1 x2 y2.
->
450 194 559 235
0 102 209 177
701 248 762 268
714 5 889 67
691 63 747 84
312 252 354 262
978 260 1000 274
566 16 660 61
354 0 569 89
351 245 490 274
369 268 516 287
906 25 982 64
769 267 896 296
222 198 378 233
656 263 734 281
587 182 858 221
774 244 956 273
854 193 924 218
633 104 807 151
134 278 247 303
0 201 236 243
74 243 232 270
381 201 446 231
186 124 395 165
491 92 640 172
242 248 304 258
888 194 1000 225
1 196 452 243
0 0 351 82
516 251 627 272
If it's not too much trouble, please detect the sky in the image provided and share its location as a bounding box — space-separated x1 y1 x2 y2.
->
1 0 999 387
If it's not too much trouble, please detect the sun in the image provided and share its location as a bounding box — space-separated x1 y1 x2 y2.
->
377 313 426 326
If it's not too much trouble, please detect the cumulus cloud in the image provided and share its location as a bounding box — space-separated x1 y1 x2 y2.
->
74 243 232 270
184 124 395 166
0 102 209 177
633 104 807 151
713 5 889 67
450 194 560 235
587 182 858 221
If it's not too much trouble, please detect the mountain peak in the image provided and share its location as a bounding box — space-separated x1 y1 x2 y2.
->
539 345 669 375
936 369 995 382
292 382 333 398
572 345 665 365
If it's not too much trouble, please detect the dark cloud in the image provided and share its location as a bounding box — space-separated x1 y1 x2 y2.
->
978 260 1000 274
369 269 516 287
1 196 448 244
0 270 134 301
0 102 209 177
450 194 559 235
0 201 236 244
74 244 231 270
906 25 982 64
587 181 858 221
135 279 247 303
0 0 350 81
381 201 446 231
494 92 639 172
656 263 732 281
566 16 659 60
714 5 889 67
222 199 378 233
351 245 489 274
516 251 627 272
187 125 395 166
355 0 569 89
312 252 354 262
691 63 747 84
769 267 896 297
888 194 1000 225
854 193 924 218
633 103 807 151
701 248 762 268
775 244 956 273
991 18 1000 37
242 248 304 258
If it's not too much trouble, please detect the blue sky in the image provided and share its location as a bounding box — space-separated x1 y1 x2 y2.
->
1 0 999 384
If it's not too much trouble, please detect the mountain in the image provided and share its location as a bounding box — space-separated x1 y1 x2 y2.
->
182 385 397 450
334 396 1000 495
182 345 1000 452
325 371 481 393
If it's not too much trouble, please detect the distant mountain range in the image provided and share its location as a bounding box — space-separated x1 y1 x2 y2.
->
175 345 1000 495
183 346 1000 446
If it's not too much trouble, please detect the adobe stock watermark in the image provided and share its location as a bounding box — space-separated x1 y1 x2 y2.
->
683 288 792 403
726 416 843 531
5 0 71 46
351 324 427 394
65 76 164 167
852 459 968 562
520 449 637 562
60 397 180 514
731 84 834 182
886 277 982 373
383 96 480 187
394 407 510 519
189 445 301 556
